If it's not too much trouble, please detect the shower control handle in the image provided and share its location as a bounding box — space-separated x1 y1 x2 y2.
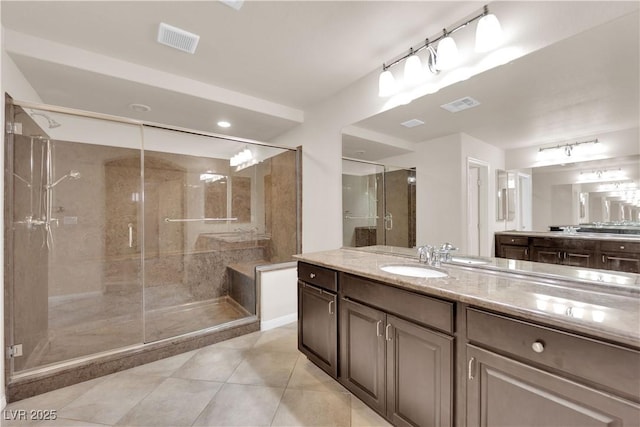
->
128 223 134 248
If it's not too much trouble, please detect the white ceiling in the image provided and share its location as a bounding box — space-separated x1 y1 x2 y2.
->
1 0 482 140
1 1 638 156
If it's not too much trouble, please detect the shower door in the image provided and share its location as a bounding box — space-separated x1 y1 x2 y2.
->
6 104 144 374
381 167 416 248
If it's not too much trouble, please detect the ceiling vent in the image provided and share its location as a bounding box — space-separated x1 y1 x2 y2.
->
440 96 481 113
157 23 200 54
401 119 425 128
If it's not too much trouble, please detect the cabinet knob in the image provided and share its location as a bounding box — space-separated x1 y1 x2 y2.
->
309 273 316 279
531 341 545 353
620 245 625 250
511 239 515 243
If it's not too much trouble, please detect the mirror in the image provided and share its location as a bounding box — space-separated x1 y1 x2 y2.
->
343 10 638 239
204 174 252 223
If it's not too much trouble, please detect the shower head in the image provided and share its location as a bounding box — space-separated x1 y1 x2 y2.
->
30 110 61 129
48 170 81 188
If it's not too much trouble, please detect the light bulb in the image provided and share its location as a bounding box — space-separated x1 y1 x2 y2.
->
436 35 458 70
378 69 397 97
403 54 423 87
476 13 502 53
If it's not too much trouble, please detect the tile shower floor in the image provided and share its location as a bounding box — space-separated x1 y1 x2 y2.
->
21 286 248 371
3 323 392 427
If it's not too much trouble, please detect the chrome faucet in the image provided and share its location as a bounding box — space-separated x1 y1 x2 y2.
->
417 242 458 267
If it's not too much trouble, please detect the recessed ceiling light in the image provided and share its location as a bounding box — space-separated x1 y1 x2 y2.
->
440 96 481 113
401 119 424 128
129 103 151 112
217 121 231 128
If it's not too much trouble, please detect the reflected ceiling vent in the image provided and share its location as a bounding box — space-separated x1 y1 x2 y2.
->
401 119 425 128
157 23 200 54
440 96 481 113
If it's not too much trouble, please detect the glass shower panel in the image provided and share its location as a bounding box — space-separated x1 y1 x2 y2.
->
382 166 416 248
342 159 384 247
7 105 143 374
142 128 298 342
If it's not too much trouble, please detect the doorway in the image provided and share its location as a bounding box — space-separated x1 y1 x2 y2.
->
467 158 489 256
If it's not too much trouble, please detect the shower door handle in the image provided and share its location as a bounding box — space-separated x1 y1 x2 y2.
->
128 223 134 248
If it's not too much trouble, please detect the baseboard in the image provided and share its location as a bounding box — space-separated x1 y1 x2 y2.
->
260 312 297 331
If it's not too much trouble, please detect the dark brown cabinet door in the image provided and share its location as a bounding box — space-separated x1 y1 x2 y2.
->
386 315 453 427
601 253 640 273
466 345 640 427
340 298 386 413
298 281 337 377
501 245 529 260
562 251 593 268
531 248 562 264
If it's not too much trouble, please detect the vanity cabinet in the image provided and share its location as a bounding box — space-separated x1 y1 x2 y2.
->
599 241 640 273
495 232 640 273
530 237 595 268
466 308 640 426
495 235 529 260
339 273 454 427
297 262 338 377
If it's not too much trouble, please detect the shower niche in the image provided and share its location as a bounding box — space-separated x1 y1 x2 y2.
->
4 99 300 398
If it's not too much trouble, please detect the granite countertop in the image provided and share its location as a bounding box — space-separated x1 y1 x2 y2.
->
294 247 640 348
495 230 640 242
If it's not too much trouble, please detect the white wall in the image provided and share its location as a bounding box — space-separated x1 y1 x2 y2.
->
258 264 298 330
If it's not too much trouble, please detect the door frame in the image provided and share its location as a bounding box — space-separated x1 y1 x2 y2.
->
466 158 489 256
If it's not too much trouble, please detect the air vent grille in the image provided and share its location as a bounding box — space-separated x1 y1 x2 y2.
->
401 119 425 128
440 96 481 113
157 23 200 54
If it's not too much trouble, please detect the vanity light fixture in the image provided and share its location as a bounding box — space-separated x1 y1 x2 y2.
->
579 168 626 182
377 4 502 97
538 138 599 158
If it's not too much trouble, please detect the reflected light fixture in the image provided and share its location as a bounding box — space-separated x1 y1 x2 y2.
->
217 120 231 128
377 4 503 97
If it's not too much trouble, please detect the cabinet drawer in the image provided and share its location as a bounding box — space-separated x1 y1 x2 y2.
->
467 308 640 400
341 273 453 334
600 240 640 253
298 262 337 292
497 235 529 246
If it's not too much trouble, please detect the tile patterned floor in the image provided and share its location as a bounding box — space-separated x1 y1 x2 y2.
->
2 323 392 427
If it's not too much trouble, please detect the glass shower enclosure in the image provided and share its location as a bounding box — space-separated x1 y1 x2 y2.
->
342 158 416 248
4 99 299 379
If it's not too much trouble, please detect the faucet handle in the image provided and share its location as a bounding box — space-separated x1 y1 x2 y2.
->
440 242 458 251
417 245 434 263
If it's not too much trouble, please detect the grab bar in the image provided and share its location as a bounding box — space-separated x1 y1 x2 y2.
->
164 217 238 223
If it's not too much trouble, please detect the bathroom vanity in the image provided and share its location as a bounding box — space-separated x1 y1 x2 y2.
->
295 247 640 427
495 231 640 273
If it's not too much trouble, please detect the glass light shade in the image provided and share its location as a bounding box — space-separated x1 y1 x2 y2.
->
378 69 397 97
475 13 502 52
403 54 423 87
436 36 458 70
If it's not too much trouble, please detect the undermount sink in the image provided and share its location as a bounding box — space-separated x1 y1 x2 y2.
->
448 257 490 265
379 264 448 278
